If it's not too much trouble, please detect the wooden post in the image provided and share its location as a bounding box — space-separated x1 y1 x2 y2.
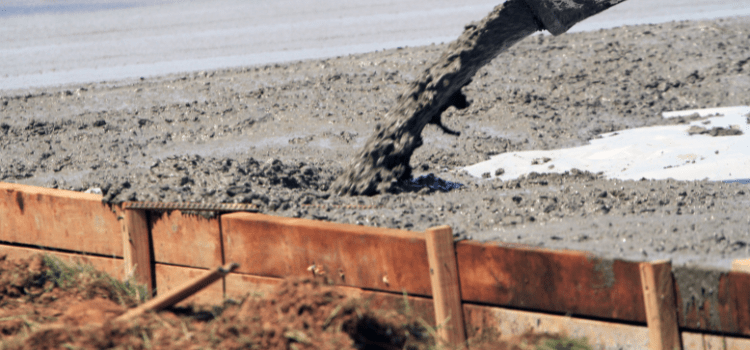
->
425 225 466 346
731 259 750 274
639 260 682 350
123 208 153 295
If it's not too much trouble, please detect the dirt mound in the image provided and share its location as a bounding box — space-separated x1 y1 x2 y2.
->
0 254 590 349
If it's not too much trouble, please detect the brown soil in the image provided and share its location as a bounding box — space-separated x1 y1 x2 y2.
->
0 254 588 349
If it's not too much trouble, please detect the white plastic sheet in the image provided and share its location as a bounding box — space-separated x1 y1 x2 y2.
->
465 106 750 183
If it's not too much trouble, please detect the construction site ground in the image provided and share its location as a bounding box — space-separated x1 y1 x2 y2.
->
2 16 749 270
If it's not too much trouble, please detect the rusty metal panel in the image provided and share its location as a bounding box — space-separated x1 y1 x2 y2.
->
150 210 222 268
0 182 123 256
154 263 223 306
0 243 126 280
221 212 432 296
455 240 646 323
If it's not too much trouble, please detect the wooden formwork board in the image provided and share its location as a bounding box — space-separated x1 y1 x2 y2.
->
465 304 750 350
221 212 432 296
674 270 750 337
464 303 649 349
0 243 126 280
0 182 123 256
456 240 646 324
224 272 283 299
150 210 222 268
4 182 750 342
154 263 224 307
727 269 750 336
224 272 437 327
682 332 750 350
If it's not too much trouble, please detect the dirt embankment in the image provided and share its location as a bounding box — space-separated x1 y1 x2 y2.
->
1 16 749 268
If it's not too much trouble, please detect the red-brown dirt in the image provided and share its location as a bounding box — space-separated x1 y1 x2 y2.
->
0 254 589 349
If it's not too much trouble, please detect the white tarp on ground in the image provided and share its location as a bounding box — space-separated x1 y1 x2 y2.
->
464 106 750 183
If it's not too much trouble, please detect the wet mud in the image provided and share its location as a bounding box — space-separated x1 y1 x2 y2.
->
2 16 750 270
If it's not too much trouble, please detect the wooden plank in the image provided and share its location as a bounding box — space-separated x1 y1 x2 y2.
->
640 260 682 350
463 303 650 349
682 332 750 350
702 334 725 350
123 209 153 294
0 182 122 256
225 272 436 325
731 259 750 274
154 264 224 306
425 226 465 345
150 210 222 268
225 273 283 299
675 267 746 336
680 333 704 350
725 271 750 336
221 212 431 295
726 335 750 349
455 240 646 323
0 243 126 280
118 263 237 321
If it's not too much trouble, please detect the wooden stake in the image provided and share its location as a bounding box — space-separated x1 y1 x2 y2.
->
731 259 750 274
639 260 682 350
425 225 466 346
123 208 153 294
116 262 238 322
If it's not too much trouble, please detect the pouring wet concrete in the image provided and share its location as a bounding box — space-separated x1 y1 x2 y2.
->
2 16 750 273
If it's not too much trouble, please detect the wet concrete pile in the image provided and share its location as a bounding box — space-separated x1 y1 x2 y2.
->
1 15 750 268
332 0 541 195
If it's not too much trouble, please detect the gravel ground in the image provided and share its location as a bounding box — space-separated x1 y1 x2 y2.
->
2 16 750 270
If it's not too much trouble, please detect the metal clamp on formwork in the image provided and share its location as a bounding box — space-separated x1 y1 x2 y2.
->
122 201 259 212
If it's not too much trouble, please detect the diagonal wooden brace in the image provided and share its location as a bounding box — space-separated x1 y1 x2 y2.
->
116 262 238 322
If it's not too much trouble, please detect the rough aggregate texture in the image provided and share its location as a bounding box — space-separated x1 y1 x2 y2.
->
332 0 541 195
2 16 750 272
